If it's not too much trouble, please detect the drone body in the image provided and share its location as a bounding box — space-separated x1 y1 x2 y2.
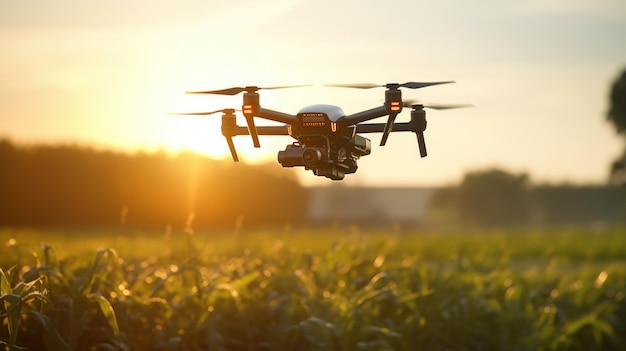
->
176 82 470 180
279 103 368 180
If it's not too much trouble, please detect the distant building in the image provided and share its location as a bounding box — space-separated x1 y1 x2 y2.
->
307 186 434 226
306 185 626 228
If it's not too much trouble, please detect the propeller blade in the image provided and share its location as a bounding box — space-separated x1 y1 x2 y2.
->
403 100 474 110
168 109 229 116
399 81 455 89
424 103 475 110
186 87 248 95
260 84 311 90
324 83 383 89
186 85 310 95
326 81 455 90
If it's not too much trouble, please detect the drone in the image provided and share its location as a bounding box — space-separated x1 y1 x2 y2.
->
173 82 471 180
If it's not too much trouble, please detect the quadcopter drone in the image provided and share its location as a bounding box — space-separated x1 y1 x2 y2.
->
173 82 470 180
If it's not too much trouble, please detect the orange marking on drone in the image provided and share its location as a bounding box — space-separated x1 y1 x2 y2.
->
390 101 401 112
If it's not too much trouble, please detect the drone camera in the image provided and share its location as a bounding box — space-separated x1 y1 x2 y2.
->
278 145 326 168
302 148 323 165
351 135 371 155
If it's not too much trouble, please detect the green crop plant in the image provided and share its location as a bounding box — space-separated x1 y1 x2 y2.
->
0 267 71 351
0 227 625 350
1 242 126 350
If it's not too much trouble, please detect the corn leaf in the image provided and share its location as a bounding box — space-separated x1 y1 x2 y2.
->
88 293 121 338
0 268 11 295
26 311 72 351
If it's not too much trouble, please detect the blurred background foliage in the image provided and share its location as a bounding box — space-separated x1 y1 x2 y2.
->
430 169 626 228
0 140 307 228
0 139 624 230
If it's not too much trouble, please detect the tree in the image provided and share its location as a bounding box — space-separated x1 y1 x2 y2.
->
608 67 626 134
457 168 531 227
0 140 308 228
608 67 626 184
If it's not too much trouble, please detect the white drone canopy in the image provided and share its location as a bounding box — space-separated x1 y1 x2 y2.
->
297 104 346 122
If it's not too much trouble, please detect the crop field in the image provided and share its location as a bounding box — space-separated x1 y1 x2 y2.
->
1 226 625 350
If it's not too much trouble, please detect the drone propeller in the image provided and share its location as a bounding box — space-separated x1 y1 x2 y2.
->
327 81 455 146
406 102 473 157
403 100 475 110
423 103 475 110
168 108 240 116
186 85 309 148
185 85 310 95
325 81 455 90
169 108 240 161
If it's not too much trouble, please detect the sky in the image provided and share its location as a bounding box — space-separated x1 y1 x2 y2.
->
1 0 625 187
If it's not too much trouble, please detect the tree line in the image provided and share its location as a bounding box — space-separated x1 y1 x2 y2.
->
428 67 626 228
0 140 308 229
430 168 626 228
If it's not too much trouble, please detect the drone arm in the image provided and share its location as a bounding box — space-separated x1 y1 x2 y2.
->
356 122 414 133
222 115 290 162
340 106 388 126
232 125 291 136
223 126 290 162
257 108 298 125
356 121 428 157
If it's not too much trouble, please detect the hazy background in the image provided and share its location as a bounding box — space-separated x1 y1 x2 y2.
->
1 0 625 187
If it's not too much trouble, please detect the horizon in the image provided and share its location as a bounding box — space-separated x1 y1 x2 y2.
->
1 136 619 188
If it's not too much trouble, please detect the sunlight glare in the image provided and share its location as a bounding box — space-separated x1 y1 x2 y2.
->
160 90 288 162
161 91 231 158
163 117 230 158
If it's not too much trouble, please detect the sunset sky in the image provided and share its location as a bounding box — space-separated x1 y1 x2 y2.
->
1 0 625 186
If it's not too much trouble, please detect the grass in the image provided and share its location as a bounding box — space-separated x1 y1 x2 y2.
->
1 225 625 350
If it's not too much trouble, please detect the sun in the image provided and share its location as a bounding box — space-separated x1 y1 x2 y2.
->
161 116 292 162
159 84 309 163
157 90 231 158
162 116 231 158
160 91 285 161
